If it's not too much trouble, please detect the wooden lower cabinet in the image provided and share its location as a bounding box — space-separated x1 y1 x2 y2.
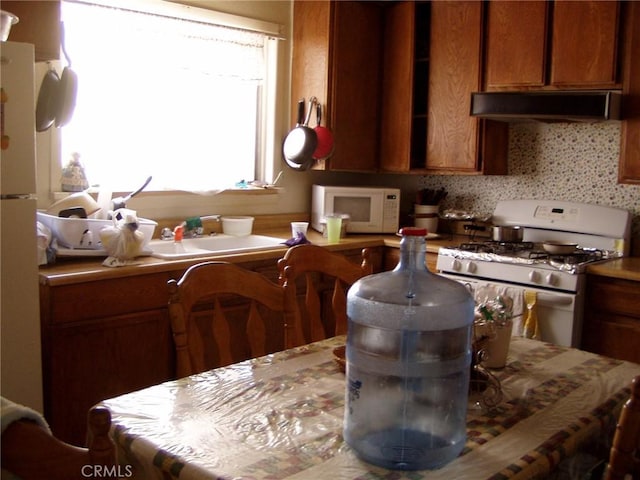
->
40 271 177 445
43 309 174 445
581 275 640 363
40 247 382 445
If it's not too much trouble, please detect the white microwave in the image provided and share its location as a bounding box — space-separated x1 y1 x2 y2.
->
311 185 401 234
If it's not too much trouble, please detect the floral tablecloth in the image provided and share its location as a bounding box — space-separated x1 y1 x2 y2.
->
101 336 640 480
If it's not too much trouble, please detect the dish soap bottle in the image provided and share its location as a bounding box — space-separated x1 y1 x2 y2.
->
344 227 474 470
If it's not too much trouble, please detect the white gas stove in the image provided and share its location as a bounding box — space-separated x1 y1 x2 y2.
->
436 200 631 347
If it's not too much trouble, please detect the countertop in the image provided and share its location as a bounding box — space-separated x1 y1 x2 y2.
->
38 228 639 285
585 257 640 282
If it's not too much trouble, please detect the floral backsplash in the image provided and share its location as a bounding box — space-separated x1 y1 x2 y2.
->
419 121 640 241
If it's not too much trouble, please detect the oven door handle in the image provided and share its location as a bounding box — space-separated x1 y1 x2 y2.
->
536 293 574 306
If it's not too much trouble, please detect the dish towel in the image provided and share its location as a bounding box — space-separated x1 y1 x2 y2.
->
473 285 525 336
523 290 541 340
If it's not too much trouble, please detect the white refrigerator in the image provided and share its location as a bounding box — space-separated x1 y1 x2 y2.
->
1 41 44 412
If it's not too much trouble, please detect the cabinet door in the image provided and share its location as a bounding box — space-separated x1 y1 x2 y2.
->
619 0 640 184
290 0 381 172
484 1 548 89
290 1 331 124
550 1 620 87
324 1 381 172
380 1 415 172
582 275 640 363
44 310 174 445
426 2 483 172
2 1 60 62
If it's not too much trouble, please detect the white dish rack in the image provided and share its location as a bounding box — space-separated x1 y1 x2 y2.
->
37 211 157 250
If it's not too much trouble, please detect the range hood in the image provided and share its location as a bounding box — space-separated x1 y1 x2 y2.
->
470 91 622 122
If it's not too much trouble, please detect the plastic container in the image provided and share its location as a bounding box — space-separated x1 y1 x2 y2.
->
221 216 254 236
344 227 474 470
319 213 349 238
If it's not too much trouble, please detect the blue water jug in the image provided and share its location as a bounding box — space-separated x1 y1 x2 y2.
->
344 227 474 470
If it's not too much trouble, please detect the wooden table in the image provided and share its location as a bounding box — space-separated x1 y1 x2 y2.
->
101 336 640 479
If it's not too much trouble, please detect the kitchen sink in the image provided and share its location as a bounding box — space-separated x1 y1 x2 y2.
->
149 234 286 260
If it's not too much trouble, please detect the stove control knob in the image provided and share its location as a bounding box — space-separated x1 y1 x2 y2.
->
451 259 462 271
528 271 541 283
546 273 557 286
466 262 477 273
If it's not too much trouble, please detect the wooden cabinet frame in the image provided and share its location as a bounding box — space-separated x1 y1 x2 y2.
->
40 247 383 446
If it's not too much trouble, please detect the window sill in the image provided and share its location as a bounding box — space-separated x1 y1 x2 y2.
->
51 186 284 201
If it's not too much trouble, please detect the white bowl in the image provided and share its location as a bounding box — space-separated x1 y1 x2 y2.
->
221 216 254 236
45 192 101 217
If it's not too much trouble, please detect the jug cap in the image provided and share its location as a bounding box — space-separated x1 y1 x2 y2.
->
399 227 427 236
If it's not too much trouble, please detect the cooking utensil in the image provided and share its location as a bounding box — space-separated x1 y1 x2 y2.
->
492 225 524 242
35 23 77 131
416 187 447 206
36 65 60 132
55 22 77 127
111 176 153 211
312 103 334 160
542 242 579 255
282 97 318 166
284 154 312 171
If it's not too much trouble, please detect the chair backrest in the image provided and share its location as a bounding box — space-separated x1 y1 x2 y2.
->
1 405 116 480
605 375 640 480
278 245 372 349
168 261 286 377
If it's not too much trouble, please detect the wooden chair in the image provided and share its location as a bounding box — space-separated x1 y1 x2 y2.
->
168 261 286 377
278 244 372 349
1 405 116 480
604 375 640 480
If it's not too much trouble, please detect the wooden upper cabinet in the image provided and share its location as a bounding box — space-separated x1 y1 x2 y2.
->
427 1 492 173
379 1 415 173
2 1 60 62
290 0 381 172
550 1 620 87
485 2 548 89
484 0 621 90
619 0 640 184
379 1 507 175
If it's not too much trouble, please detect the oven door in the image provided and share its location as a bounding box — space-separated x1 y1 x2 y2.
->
439 274 584 348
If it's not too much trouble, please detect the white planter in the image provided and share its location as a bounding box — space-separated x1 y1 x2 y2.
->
414 204 439 234
475 320 513 369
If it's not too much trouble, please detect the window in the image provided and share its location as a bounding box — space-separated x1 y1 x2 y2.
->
59 0 282 193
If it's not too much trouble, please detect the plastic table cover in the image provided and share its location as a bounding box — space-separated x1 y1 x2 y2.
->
100 336 640 480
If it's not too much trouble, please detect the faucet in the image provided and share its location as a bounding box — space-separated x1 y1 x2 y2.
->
161 215 222 241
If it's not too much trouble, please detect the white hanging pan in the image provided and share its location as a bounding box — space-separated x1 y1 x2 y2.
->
282 97 317 169
35 22 77 131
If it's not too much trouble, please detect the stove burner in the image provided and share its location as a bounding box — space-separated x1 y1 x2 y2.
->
459 241 534 254
452 242 609 273
529 249 604 265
